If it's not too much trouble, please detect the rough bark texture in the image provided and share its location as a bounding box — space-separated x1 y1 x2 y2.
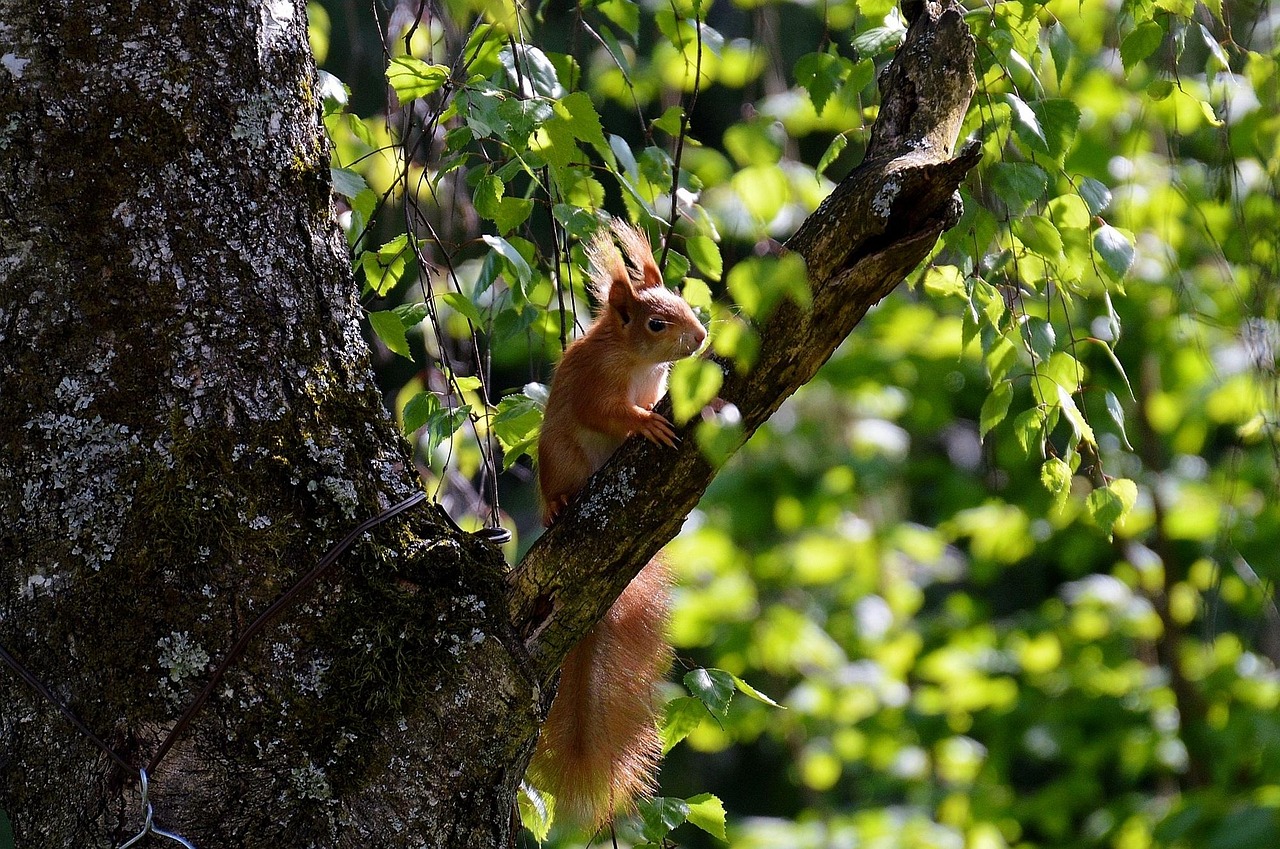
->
0 1 532 846
0 0 978 846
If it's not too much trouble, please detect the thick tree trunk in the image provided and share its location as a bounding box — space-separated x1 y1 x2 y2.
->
0 0 978 846
0 1 530 846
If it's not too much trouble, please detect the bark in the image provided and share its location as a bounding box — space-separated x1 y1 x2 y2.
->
0 0 978 847
1 0 529 846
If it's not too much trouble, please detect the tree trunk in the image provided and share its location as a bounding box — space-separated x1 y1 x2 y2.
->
0 0 977 846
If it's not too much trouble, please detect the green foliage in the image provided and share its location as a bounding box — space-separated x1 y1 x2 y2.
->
312 0 1280 843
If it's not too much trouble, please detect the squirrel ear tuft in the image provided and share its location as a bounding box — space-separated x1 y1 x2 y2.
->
611 221 663 289
586 223 627 305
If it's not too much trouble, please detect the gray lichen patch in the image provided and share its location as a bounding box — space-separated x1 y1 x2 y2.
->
157 631 212 683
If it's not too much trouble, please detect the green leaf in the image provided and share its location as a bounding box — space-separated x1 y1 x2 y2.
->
393 302 430 328
402 391 438 435
1078 178 1112 215
330 167 368 199
731 673 783 707
360 234 414 296
552 203 598 238
1026 318 1056 363
555 91 608 153
1031 99 1082 162
1094 224 1135 280
685 794 728 840
1093 337 1135 399
1086 479 1137 537
440 291 484 326
517 782 554 842
492 391 544 469
794 51 846 114
595 0 640 37
474 174 533 234
1121 20 1164 73
686 234 722 281
651 105 685 136
424 404 471 455
1197 23 1229 73
1147 78 1174 100
1014 407 1048 457
1056 384 1095 445
661 696 711 754
852 23 906 57
1006 93 1048 155
980 381 1013 440
638 797 690 843
923 265 966 299
499 43 564 98
989 162 1049 214
1105 390 1134 450
816 133 848 177
668 358 722 425
684 668 735 718
1047 22 1074 86
1040 457 1073 510
1015 214 1064 260
369 310 411 359
480 234 533 294
386 57 449 102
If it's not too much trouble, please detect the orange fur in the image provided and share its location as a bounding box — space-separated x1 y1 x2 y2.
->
530 220 706 827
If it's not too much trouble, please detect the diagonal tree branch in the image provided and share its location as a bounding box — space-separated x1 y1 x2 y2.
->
508 0 981 684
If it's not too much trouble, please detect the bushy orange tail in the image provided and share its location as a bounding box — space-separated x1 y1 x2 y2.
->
529 558 671 827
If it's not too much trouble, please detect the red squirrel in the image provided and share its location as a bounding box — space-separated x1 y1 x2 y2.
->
528 219 707 827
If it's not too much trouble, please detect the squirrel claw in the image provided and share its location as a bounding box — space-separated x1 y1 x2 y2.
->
638 412 678 448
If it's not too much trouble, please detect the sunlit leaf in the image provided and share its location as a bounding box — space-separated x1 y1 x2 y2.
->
1120 20 1164 73
669 358 722 426
1086 479 1137 537
685 794 728 840
1056 384 1095 445
1094 224 1135 280
686 234 723 281
386 57 449 101
517 782 554 841
401 390 438 436
731 674 783 707
980 381 1013 440
1040 457 1073 510
369 310 411 359
1078 177 1112 215
661 696 710 754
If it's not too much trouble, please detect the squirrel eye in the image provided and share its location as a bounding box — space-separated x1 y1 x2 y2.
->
647 318 669 333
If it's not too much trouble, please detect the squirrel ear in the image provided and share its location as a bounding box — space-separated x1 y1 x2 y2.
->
612 222 663 290
608 274 636 325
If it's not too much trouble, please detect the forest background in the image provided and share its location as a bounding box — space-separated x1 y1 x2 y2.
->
168 0 1280 845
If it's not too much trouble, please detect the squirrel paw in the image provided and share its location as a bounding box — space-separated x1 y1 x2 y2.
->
543 494 570 526
636 410 678 448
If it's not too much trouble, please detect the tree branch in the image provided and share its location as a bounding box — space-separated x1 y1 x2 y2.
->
508 0 981 684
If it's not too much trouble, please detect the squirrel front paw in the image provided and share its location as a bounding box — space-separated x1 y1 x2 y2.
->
635 410 678 448
543 493 571 526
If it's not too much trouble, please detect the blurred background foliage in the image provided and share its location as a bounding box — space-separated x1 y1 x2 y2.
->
308 0 1279 845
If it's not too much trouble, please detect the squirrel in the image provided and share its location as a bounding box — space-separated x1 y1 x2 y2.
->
527 218 708 828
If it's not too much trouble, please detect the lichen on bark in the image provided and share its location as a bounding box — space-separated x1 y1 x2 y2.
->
1 0 534 846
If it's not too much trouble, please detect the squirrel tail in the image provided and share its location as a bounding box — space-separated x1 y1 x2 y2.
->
529 558 671 828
